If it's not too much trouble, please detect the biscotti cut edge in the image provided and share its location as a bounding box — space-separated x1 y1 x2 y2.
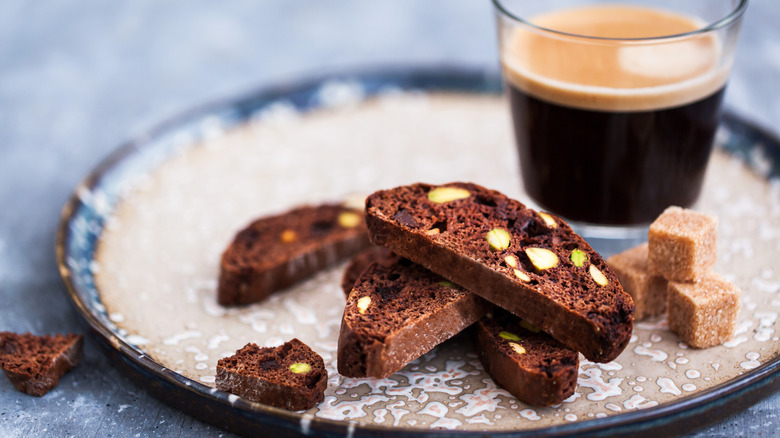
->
338 259 489 378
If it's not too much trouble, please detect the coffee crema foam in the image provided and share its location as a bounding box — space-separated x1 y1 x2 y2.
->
502 5 730 111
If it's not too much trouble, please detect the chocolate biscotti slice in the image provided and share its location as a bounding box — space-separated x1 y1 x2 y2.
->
365 182 634 363
218 204 371 306
0 332 83 396
476 310 579 406
338 257 489 378
216 339 327 411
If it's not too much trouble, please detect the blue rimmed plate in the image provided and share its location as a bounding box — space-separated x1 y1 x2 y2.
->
57 68 780 437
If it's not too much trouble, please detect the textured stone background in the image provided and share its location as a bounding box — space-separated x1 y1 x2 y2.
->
1 1 777 436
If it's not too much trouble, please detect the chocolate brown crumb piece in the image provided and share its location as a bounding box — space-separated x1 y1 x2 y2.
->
476 309 579 407
216 339 327 411
338 257 489 378
365 182 634 363
218 204 371 306
0 332 83 396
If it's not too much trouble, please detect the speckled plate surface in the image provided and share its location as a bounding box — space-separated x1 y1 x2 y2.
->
57 69 780 437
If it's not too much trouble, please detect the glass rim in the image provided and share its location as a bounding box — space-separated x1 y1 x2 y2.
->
492 0 749 42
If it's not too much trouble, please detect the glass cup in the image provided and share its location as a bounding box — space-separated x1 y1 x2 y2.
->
493 0 747 249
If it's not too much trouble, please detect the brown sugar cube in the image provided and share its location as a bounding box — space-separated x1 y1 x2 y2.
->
607 243 668 320
648 206 717 282
667 273 741 348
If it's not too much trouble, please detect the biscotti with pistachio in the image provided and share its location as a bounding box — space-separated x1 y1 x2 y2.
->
218 204 371 306
338 254 489 378
216 339 327 411
365 182 634 363
475 310 578 406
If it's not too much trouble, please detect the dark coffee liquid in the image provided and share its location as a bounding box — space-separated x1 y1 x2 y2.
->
508 85 725 224
501 5 729 225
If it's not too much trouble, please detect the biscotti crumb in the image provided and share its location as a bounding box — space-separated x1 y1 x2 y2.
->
667 273 741 348
607 243 668 320
648 206 717 282
216 339 327 411
0 332 83 396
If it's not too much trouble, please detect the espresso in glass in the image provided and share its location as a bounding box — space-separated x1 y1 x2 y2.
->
499 4 740 226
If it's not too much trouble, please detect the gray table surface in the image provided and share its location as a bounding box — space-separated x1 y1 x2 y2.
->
1 1 778 437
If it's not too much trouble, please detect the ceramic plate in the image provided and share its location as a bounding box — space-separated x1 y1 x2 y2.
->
57 68 780 437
